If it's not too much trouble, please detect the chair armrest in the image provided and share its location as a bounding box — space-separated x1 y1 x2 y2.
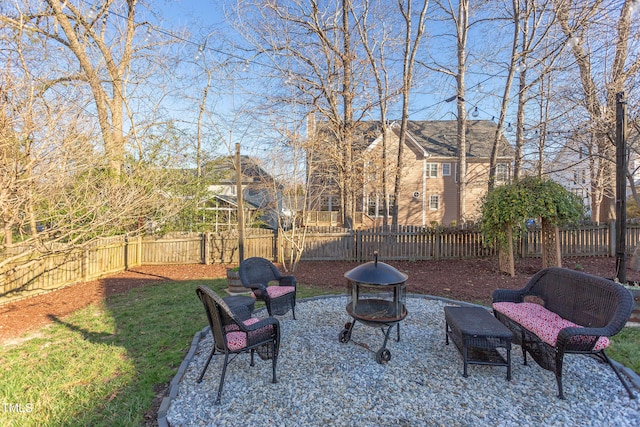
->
242 316 280 332
492 289 524 303
555 326 614 351
247 282 268 293
279 275 296 288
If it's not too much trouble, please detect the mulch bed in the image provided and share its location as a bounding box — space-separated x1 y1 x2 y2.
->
2 256 636 344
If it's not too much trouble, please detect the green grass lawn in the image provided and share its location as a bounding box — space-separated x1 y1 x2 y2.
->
0 279 637 426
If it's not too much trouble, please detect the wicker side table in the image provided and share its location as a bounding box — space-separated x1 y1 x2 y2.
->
444 306 512 380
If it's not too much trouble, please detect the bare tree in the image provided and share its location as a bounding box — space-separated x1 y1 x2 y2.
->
511 0 568 180
553 0 640 222
393 0 429 227
353 0 403 227
229 0 376 229
427 0 482 223
487 0 519 191
1 0 147 174
0 2 202 259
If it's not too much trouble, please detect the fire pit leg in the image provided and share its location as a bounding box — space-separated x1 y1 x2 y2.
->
374 323 398 364
339 321 355 343
376 347 391 364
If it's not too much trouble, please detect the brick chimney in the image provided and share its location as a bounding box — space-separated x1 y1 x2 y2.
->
306 111 316 140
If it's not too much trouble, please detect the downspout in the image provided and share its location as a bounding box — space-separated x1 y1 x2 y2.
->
422 157 427 227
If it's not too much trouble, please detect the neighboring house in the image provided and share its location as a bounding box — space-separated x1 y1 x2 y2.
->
307 119 514 227
202 156 281 229
545 139 592 214
546 127 640 219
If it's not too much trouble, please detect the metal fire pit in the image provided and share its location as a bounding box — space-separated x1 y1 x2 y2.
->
339 252 408 363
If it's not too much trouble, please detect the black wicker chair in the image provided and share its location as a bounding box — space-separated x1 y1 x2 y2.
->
239 257 297 319
195 285 280 404
492 267 636 399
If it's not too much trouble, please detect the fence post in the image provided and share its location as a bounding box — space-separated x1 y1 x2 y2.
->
82 248 88 282
204 232 210 265
137 235 142 266
610 221 616 257
124 234 129 270
434 228 441 260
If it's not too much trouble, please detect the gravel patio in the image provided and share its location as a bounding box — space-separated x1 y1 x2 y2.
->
161 295 640 427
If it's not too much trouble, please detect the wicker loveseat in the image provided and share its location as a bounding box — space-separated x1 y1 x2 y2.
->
492 267 636 399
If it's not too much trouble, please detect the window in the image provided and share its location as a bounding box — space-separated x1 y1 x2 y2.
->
321 196 340 212
367 194 377 216
366 194 394 217
429 195 440 210
442 163 451 176
426 163 438 178
330 196 340 212
496 163 509 182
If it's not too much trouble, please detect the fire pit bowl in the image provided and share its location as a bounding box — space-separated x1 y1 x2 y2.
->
339 252 408 363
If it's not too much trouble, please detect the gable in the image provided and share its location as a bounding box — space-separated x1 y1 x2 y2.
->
365 122 428 159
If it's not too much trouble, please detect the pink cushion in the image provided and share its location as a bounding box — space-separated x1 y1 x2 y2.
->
225 317 271 350
493 302 609 351
265 285 295 299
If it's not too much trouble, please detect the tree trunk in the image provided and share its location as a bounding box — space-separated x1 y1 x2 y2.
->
541 218 562 268
499 225 515 277
489 0 519 192
393 0 428 228
342 0 354 229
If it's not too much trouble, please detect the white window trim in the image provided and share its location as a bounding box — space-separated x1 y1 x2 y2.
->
426 163 438 178
496 163 509 182
429 194 440 210
442 163 451 176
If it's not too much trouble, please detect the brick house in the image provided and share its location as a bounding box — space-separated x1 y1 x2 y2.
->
307 119 514 227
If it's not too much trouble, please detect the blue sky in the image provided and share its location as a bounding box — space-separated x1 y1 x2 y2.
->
147 0 519 162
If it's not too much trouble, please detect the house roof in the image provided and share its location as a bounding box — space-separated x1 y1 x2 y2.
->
312 119 513 159
213 194 260 209
404 120 513 158
202 155 276 185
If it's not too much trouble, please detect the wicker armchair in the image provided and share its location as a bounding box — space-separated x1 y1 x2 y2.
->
239 257 297 319
195 286 280 404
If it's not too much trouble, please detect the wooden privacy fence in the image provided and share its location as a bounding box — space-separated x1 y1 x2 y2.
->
1 223 638 304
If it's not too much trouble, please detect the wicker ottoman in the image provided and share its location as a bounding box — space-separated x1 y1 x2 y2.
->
444 306 512 380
